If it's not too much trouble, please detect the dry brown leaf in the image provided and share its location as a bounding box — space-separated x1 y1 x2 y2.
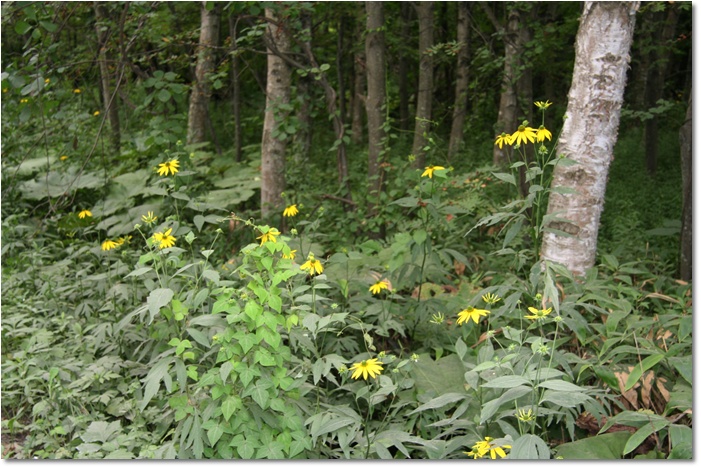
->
640 371 655 409
453 259 466 276
645 292 680 304
615 369 640 410
655 376 670 403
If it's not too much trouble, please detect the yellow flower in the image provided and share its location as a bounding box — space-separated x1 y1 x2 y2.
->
101 239 119 251
283 204 299 217
482 292 501 305
256 227 280 245
350 358 384 380
153 227 176 249
282 249 297 260
156 158 180 176
421 165 445 178
464 437 511 460
2 88 8 93
78 209 92 219
510 125 537 146
494 132 512 149
93 111 100 116
525 306 552 320
116 235 132 245
300 253 323 276
20 98 28 104
456 306 490 325
369 280 390 295
536 125 552 143
73 89 81 93
534 100 553 110
141 211 158 225
516 408 536 422
60 155 68 161
44 78 50 84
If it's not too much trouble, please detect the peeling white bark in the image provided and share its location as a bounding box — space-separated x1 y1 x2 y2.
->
540 1 640 277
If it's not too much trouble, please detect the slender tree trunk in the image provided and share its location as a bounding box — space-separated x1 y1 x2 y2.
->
492 6 520 166
679 92 691 280
411 1 434 168
336 15 347 124
351 7 366 145
516 9 534 198
540 1 639 277
260 8 292 219
448 2 470 160
94 1 120 152
187 2 220 145
300 36 353 203
295 11 313 160
398 2 412 132
643 5 679 175
366 1 386 216
229 15 242 162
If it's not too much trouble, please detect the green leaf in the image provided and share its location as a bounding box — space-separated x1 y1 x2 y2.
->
540 390 590 407
408 393 466 415
310 416 357 439
250 383 270 409
480 385 531 423
537 380 587 392
15 20 31 35
492 171 516 186
157 89 171 102
624 353 665 391
206 422 225 446
510 434 551 459
555 432 631 459
80 421 121 443
147 288 174 324
187 328 209 348
268 293 282 312
481 375 532 388
623 420 670 455
667 356 692 385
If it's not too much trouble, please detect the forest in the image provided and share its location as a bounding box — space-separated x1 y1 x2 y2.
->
0 0 693 460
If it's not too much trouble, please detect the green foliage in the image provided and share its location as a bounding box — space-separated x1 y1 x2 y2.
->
1 1 691 460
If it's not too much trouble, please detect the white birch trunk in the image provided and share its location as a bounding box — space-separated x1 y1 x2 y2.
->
260 8 291 219
540 1 640 276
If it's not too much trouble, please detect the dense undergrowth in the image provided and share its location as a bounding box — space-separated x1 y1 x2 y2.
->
1 68 692 459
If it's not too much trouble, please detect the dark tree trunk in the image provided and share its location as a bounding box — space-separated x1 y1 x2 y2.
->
365 1 386 217
295 11 313 160
187 1 221 145
490 5 520 167
94 1 121 152
679 92 691 280
398 2 412 132
411 1 434 169
228 15 242 162
351 6 366 145
448 2 470 160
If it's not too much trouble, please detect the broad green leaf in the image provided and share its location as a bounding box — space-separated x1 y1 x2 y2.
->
147 288 174 323
481 375 532 389
408 393 467 415
623 420 670 455
624 353 665 391
537 380 587 392
667 356 692 385
410 354 465 395
480 385 531 423
509 434 550 459
540 390 590 407
554 432 631 459
310 416 357 439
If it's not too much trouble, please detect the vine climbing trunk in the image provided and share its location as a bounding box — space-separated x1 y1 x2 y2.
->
540 1 639 277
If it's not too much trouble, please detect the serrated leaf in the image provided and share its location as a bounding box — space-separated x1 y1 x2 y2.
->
408 393 467 415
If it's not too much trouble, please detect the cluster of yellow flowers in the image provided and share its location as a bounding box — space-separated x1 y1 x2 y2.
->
494 100 554 149
101 235 132 251
455 293 553 325
464 436 511 459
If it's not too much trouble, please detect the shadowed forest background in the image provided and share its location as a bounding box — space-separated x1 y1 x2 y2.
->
0 1 693 460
